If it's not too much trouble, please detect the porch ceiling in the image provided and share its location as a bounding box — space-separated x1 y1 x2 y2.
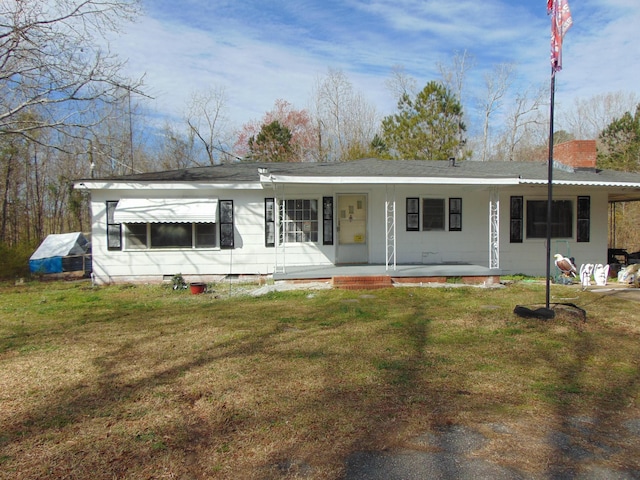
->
608 191 640 203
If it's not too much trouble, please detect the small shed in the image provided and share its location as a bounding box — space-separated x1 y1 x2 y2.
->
29 232 91 275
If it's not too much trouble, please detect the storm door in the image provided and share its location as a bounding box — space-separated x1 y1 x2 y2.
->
336 194 368 264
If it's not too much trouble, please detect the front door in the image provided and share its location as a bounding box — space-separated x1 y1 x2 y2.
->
337 194 368 264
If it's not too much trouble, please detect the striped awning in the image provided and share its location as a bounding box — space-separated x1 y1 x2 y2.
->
113 198 218 223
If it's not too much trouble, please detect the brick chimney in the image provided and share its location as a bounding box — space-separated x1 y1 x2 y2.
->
554 140 597 171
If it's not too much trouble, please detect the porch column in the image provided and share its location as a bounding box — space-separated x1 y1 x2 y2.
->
385 185 396 271
489 188 499 269
274 185 286 274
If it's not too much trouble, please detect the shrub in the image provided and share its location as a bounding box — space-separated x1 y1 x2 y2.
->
0 242 35 279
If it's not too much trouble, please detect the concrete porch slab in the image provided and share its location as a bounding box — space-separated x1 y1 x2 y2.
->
273 264 501 285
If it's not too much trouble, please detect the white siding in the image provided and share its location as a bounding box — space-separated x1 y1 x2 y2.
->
382 186 491 265
90 187 336 284
498 187 608 277
87 182 612 283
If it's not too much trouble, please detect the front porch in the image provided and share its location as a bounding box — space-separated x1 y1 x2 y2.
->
272 263 501 289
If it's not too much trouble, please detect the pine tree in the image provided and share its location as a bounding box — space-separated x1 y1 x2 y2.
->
381 81 465 160
598 104 640 172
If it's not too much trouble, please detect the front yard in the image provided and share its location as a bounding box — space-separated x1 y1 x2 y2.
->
1 280 639 479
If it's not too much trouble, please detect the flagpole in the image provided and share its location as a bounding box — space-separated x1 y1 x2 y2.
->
545 68 556 309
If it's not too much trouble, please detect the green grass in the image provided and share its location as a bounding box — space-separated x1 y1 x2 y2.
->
0 280 639 479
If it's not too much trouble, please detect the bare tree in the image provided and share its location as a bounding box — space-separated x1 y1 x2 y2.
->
438 50 475 108
495 85 547 162
185 86 233 165
478 63 514 161
312 68 378 162
0 124 92 245
561 91 639 140
0 0 151 260
0 0 144 148
437 50 475 160
155 122 199 171
85 91 146 176
385 64 417 102
0 133 25 244
313 68 351 161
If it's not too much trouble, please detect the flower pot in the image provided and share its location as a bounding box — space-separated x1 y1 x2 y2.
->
190 282 206 294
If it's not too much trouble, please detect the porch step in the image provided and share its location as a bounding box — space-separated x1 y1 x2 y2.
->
332 275 393 290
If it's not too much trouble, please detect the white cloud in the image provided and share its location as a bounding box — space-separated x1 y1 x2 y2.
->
110 15 327 127
107 0 640 138
561 1 640 103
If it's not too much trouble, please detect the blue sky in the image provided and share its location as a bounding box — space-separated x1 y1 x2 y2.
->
110 0 640 134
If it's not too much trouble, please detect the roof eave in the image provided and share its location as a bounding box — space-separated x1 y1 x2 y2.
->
519 179 640 188
261 175 520 185
74 180 264 190
519 178 640 202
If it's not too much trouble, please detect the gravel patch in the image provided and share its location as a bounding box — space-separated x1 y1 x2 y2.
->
344 419 640 480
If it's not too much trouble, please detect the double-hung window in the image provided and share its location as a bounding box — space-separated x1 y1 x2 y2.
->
510 196 588 242
406 197 461 232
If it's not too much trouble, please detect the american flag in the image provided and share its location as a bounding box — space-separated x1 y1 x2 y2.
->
547 0 573 72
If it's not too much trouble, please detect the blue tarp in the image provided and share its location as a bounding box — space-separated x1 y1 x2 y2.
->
29 257 63 274
29 232 89 274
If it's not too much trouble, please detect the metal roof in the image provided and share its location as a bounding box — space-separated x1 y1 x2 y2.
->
76 158 640 202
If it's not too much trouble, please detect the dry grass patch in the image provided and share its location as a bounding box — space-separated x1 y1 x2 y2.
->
1 280 640 478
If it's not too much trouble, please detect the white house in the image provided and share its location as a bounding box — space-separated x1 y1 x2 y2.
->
74 141 640 285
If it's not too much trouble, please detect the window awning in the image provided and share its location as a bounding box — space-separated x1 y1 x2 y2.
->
113 198 218 223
